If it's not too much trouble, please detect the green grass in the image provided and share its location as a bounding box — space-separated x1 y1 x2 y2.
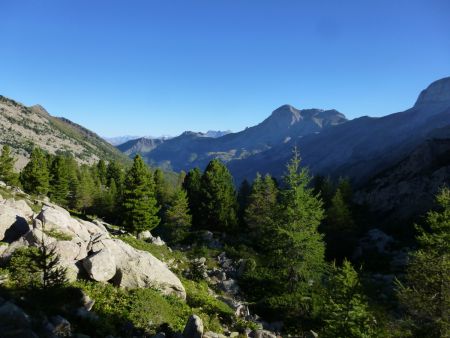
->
43 228 73 241
119 235 189 273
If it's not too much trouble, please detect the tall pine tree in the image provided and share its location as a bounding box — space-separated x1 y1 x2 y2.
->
268 148 326 318
20 147 50 196
199 159 238 232
183 167 203 228
122 155 160 234
244 173 278 247
396 187 450 337
49 155 70 206
0 145 19 186
164 189 192 243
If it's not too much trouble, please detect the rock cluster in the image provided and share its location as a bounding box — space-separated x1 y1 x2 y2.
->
0 194 186 299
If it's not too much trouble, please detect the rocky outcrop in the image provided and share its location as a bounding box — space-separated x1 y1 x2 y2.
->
0 200 186 298
0 198 33 242
182 315 203 338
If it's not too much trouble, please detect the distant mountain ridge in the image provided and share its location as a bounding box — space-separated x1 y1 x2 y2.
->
0 95 129 168
117 105 347 172
116 77 450 191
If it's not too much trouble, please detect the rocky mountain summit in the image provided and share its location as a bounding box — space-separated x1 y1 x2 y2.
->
0 96 128 169
117 105 347 173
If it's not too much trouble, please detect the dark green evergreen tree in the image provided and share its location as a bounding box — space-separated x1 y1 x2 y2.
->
0 145 19 186
154 168 171 221
268 148 326 318
122 155 160 234
183 167 203 228
237 179 252 223
97 159 108 186
199 159 238 232
49 155 70 206
74 165 96 213
20 147 50 196
244 173 278 247
396 187 450 337
322 260 377 338
323 185 357 261
164 189 192 243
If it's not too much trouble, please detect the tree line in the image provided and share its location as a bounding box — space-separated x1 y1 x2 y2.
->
0 144 448 337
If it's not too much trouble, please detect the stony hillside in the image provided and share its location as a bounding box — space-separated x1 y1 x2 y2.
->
355 126 450 222
0 95 129 168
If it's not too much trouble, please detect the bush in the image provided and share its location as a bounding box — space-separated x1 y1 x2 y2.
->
183 279 234 322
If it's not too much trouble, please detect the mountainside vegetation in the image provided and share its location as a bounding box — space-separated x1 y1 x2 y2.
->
1 138 448 337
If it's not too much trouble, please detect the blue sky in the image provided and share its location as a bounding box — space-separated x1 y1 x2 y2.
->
1 0 449 137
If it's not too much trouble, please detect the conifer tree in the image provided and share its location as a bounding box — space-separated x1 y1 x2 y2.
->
237 179 251 223
154 168 171 221
106 160 124 190
20 147 50 196
244 173 278 246
0 145 19 186
199 159 238 232
164 189 192 243
396 188 450 337
74 165 96 213
267 149 326 318
122 155 160 234
183 167 203 228
49 155 70 206
30 226 68 289
276 148 325 288
97 159 108 186
324 185 357 261
322 260 376 338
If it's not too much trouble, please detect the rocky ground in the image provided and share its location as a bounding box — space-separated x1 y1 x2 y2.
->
0 181 283 338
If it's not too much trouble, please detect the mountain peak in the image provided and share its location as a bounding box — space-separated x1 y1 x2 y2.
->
414 76 450 107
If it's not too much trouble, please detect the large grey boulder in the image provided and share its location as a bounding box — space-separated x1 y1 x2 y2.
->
182 315 203 338
108 239 186 299
37 206 91 242
0 203 31 242
83 248 116 282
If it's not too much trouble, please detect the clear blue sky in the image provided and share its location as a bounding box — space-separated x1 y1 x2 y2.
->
1 0 449 137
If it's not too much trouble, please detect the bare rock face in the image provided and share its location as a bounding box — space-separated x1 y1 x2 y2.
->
182 315 203 338
415 76 450 107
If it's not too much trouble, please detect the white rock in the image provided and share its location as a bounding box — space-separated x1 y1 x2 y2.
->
4 199 33 218
108 239 186 298
83 248 116 282
137 230 152 240
0 204 31 241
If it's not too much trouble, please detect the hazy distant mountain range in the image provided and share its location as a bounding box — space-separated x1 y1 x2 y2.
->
116 77 450 191
1 77 449 221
